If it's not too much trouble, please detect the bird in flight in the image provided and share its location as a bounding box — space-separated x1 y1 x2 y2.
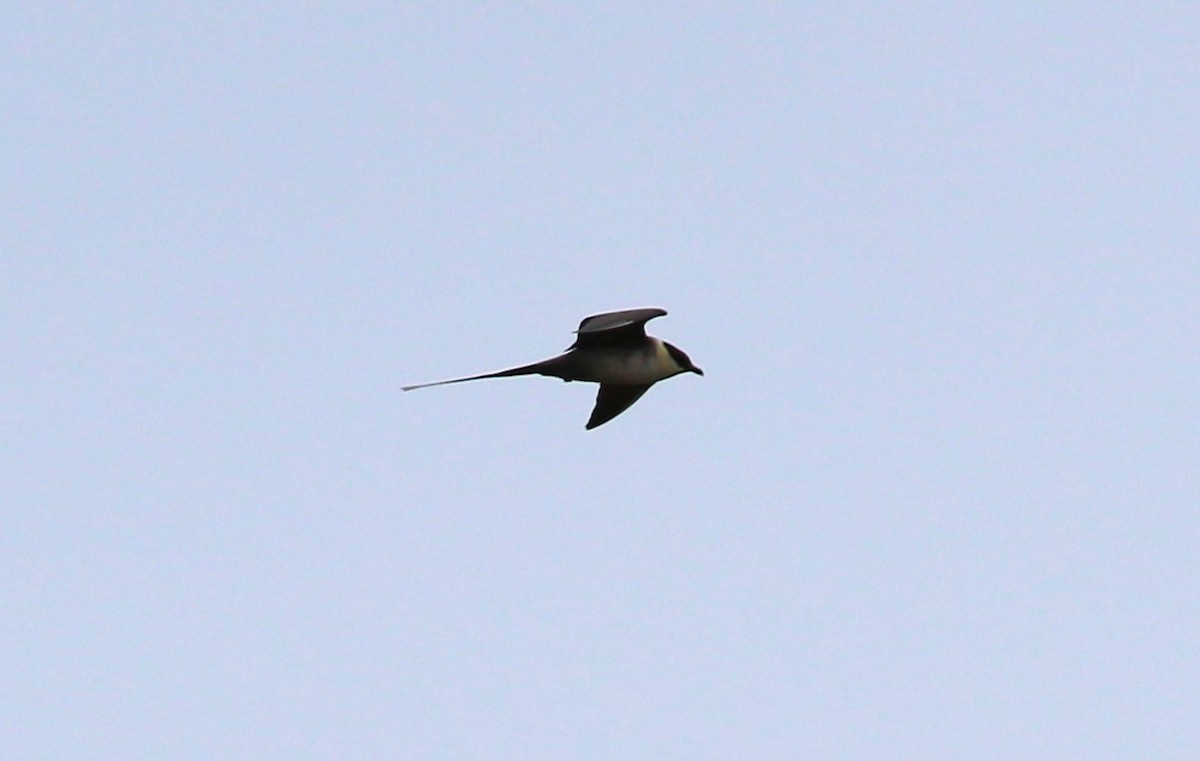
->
403 307 703 429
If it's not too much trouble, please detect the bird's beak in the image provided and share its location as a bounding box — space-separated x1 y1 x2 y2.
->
692 366 704 376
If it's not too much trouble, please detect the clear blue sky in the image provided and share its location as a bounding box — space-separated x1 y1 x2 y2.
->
4 4 1197 758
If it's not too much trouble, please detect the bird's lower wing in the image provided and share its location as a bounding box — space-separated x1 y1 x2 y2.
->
586 384 652 429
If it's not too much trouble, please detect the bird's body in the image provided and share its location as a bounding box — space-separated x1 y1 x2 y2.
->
403 308 702 429
538 338 687 385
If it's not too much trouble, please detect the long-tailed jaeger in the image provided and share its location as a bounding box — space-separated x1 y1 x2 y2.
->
403 307 703 429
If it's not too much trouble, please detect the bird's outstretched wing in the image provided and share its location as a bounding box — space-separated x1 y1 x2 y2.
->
586 384 652 429
570 307 667 349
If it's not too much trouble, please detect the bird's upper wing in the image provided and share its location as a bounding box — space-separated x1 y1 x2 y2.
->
570 307 667 349
585 384 653 429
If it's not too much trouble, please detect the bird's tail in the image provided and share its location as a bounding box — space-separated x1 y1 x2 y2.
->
402 355 572 391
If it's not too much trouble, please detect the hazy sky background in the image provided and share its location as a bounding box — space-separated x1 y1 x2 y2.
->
4 4 1197 758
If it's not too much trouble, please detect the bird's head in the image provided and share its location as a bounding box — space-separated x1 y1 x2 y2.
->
664 342 704 376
